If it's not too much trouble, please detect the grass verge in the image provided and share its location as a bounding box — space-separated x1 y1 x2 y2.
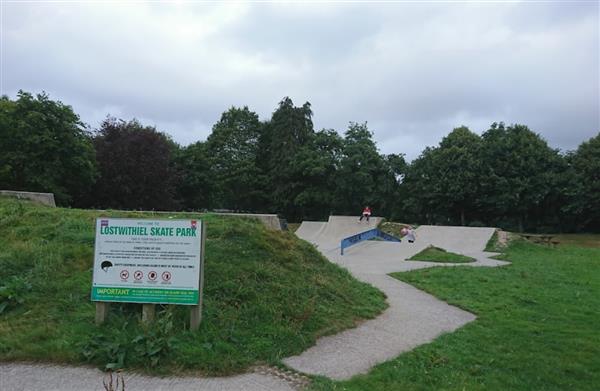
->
310 239 600 391
0 197 386 375
485 230 500 251
409 246 475 263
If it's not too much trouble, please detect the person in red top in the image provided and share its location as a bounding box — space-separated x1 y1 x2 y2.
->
359 206 372 222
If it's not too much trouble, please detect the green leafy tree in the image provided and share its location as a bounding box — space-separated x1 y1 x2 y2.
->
566 132 600 231
91 118 180 210
290 129 344 220
205 107 266 211
176 141 214 210
0 91 97 205
383 153 408 221
401 146 440 224
432 127 482 225
261 97 315 219
335 122 399 217
479 123 564 231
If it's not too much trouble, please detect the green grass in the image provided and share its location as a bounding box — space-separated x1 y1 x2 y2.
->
0 197 386 375
310 240 600 391
409 246 475 263
485 230 501 251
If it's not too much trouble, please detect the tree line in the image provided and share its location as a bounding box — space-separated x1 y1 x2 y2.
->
1 91 598 232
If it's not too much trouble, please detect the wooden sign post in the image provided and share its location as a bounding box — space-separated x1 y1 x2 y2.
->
190 222 206 331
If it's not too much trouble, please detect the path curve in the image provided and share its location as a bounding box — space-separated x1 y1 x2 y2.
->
283 218 508 380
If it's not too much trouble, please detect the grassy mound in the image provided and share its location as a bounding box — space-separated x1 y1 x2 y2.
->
311 240 600 390
0 197 386 375
379 221 412 238
409 246 475 263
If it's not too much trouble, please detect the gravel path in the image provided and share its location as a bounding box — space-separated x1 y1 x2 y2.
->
1 218 508 389
0 364 297 391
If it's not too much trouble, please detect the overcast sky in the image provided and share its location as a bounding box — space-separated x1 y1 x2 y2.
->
2 1 598 161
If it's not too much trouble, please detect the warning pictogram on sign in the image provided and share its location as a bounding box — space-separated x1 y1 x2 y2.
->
134 270 143 280
162 271 172 282
148 271 158 281
120 270 129 280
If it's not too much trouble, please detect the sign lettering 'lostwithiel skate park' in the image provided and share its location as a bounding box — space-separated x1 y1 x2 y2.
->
91 218 202 305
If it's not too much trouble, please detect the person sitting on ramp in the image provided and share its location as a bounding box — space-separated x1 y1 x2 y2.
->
359 206 372 222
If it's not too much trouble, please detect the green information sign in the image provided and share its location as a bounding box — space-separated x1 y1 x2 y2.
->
91 218 203 305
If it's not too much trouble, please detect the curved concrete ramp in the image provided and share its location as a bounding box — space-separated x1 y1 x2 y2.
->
284 221 508 380
299 215 383 252
416 225 496 254
295 221 327 243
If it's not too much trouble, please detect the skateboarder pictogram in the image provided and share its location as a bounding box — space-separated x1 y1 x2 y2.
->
120 270 129 280
134 270 143 280
162 271 172 282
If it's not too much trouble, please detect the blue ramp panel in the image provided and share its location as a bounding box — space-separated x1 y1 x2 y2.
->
340 229 401 255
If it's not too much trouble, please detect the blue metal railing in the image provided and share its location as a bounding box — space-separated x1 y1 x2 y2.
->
340 228 401 255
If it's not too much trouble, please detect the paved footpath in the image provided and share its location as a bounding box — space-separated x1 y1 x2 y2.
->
284 219 508 380
1 218 508 389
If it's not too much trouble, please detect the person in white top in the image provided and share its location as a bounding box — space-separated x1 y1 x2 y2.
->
401 226 416 243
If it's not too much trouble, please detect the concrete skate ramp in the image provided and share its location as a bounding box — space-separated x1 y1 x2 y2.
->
295 221 327 242
307 215 383 252
416 225 496 254
336 225 496 267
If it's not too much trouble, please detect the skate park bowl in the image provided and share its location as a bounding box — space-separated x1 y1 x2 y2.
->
296 215 384 253
296 216 497 265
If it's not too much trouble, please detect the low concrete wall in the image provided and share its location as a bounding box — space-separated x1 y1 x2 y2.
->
0 190 56 207
83 209 285 231
0 196 285 230
212 213 284 231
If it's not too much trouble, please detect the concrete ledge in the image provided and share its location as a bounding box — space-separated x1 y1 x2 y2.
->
212 213 284 231
75 209 285 231
0 190 56 207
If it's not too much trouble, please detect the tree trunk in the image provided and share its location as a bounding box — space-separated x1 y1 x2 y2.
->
460 209 465 226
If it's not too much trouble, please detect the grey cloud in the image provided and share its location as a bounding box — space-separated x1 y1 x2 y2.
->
2 2 598 161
